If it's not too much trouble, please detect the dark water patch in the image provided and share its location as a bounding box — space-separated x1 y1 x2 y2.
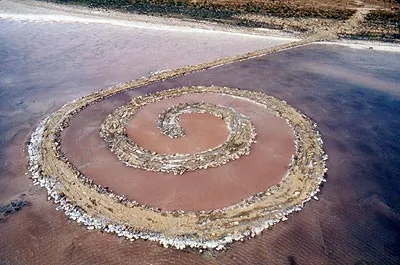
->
354 260 375 265
353 141 376 156
324 137 349 154
287 255 297 265
0 197 30 223
384 233 400 258
375 211 400 235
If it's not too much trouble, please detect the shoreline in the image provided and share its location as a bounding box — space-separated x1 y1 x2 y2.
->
1 0 399 44
0 0 298 39
29 0 400 42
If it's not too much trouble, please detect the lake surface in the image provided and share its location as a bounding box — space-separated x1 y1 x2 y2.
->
0 17 399 265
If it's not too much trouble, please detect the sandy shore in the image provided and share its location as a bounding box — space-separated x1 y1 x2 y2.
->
0 0 298 38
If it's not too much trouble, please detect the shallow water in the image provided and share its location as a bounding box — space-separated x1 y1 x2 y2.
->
0 17 400 265
0 17 290 199
155 44 400 264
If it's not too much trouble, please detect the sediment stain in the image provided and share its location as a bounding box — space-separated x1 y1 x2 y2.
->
0 196 30 223
287 256 298 265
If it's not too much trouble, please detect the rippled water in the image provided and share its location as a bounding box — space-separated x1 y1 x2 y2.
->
0 17 399 265
0 17 290 198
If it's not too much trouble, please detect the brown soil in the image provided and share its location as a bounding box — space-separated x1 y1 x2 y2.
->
63 0 399 40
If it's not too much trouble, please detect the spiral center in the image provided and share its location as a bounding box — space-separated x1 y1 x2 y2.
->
127 110 229 155
100 93 257 175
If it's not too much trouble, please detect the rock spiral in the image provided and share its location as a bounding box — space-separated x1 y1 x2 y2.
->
28 85 327 250
100 92 256 175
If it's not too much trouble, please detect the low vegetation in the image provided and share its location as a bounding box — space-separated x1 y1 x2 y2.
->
52 0 399 40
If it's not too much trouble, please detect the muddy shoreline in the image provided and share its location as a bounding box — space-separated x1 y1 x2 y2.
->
43 0 400 41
